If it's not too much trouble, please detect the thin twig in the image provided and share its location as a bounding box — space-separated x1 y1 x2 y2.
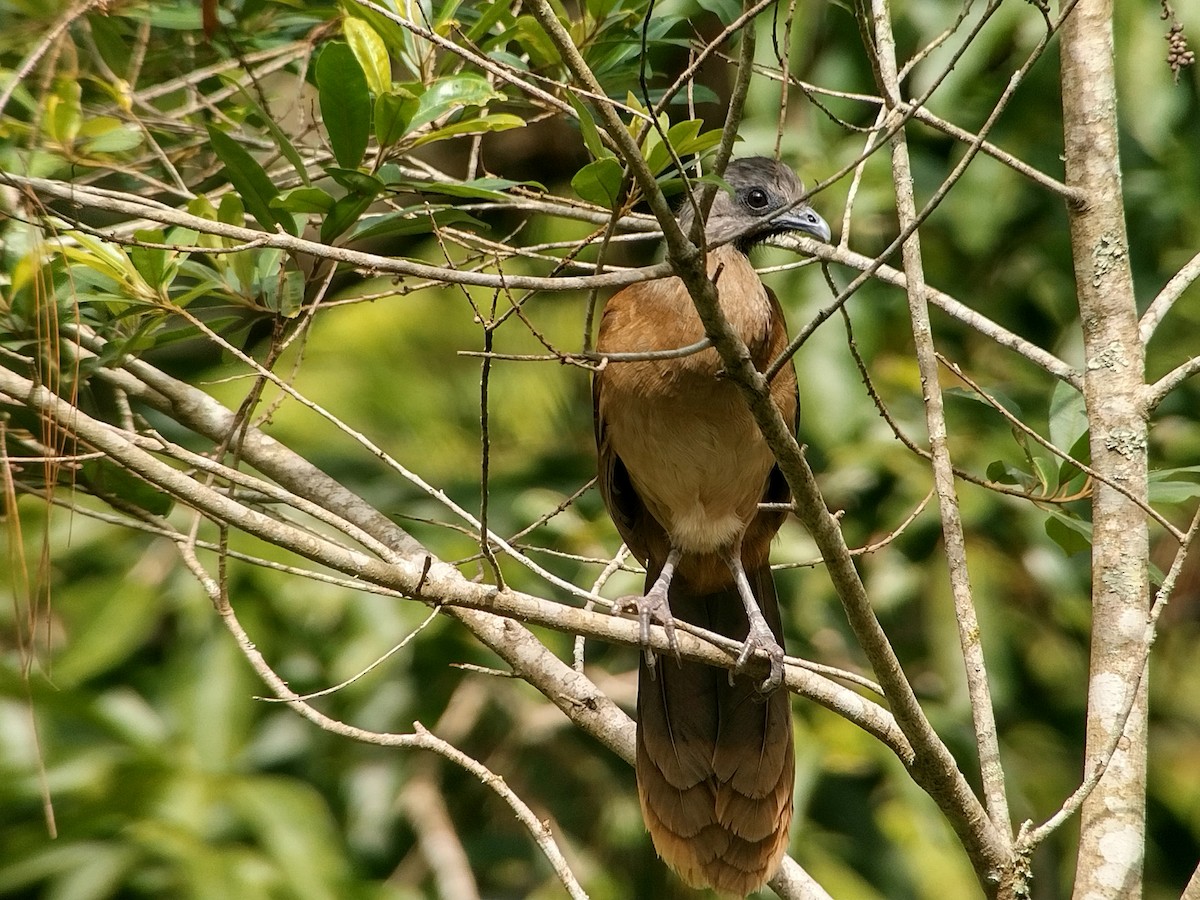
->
1139 248 1200 344
869 0 1011 844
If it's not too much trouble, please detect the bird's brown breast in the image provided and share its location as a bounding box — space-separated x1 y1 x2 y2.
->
594 245 798 569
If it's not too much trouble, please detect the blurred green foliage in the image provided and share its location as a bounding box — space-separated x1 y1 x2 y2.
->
2 0 1200 898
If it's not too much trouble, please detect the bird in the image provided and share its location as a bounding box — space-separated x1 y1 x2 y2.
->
593 156 830 896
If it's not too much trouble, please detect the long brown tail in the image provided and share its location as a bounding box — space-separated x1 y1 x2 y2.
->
636 564 794 897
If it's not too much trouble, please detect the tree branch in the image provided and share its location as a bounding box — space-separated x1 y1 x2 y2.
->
869 0 1012 856
1060 1 1152 895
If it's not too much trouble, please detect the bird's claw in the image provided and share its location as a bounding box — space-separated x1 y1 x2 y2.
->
734 620 785 693
616 589 679 669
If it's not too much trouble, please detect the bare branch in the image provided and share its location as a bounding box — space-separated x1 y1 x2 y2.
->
7 173 673 292
869 0 1011 851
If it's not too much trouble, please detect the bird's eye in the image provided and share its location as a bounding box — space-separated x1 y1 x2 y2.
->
745 187 770 210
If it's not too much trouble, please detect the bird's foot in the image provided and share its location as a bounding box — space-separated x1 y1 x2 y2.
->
615 589 679 670
734 618 785 694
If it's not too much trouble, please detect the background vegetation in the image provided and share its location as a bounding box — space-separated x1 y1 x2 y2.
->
1 0 1199 898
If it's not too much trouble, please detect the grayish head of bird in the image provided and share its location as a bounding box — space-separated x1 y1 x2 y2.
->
675 156 832 251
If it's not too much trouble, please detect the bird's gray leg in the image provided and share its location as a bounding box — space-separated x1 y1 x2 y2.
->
725 549 785 693
616 546 681 670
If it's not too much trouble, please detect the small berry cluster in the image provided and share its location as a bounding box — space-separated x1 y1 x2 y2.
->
1162 1 1196 83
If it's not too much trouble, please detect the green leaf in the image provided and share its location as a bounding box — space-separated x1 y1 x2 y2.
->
1045 510 1092 555
320 193 375 244
80 459 173 518
986 459 1027 487
1057 431 1091 484
206 124 292 234
568 94 611 160
407 74 504 133
217 193 244 226
220 74 312 187
216 194 257 289
128 229 169 289
343 16 392 96
350 208 486 242
1049 379 1088 456
464 0 516 41
1030 454 1058 495
265 269 306 318
273 187 336 215
45 78 82 149
316 42 371 170
1149 467 1200 503
571 157 625 209
380 175 539 200
324 167 386 195
514 14 561 67
645 118 717 175
668 118 724 158
374 90 419 147
80 119 142 155
411 113 524 147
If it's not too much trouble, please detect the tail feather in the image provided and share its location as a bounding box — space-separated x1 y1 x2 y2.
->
636 565 794 897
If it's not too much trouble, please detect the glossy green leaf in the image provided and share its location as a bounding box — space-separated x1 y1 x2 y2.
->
1149 466 1200 503
273 187 335 215
315 42 371 170
514 14 561 67
464 0 516 41
320 193 375 244
350 208 487 242
407 74 504 133
986 459 1025 486
206 124 292 234
343 16 391 96
1030 454 1058 495
667 117 723 157
410 113 524 147
373 90 419 147
571 156 625 208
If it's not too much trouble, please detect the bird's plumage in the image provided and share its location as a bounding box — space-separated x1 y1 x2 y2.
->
593 157 827 895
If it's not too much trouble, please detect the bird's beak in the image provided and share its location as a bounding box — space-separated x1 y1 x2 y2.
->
776 205 832 243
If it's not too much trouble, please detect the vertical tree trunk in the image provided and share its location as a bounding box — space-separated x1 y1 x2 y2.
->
1060 1 1150 898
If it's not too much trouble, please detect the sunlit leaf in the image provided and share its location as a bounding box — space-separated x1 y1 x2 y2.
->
316 42 371 170
343 17 392 96
374 89 419 147
410 113 524 147
407 74 504 133
45 78 82 149
273 187 336 215
514 14 561 67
